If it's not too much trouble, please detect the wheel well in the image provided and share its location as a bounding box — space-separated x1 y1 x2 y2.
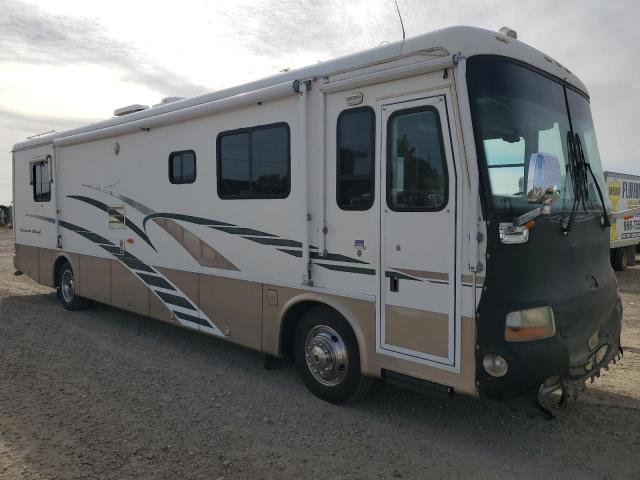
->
280 301 346 362
53 256 70 288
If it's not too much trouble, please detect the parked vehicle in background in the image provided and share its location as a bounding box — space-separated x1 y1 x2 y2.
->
605 171 640 270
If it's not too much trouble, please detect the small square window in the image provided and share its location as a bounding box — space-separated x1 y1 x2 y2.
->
169 150 197 184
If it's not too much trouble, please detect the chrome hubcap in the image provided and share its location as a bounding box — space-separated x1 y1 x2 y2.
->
304 325 348 386
61 270 75 303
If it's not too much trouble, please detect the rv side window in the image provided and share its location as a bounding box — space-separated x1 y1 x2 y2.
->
32 160 51 203
387 106 448 211
336 107 375 210
169 150 196 184
217 123 290 199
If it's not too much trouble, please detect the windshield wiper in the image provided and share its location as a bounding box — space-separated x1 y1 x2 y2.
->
577 134 610 229
562 132 609 233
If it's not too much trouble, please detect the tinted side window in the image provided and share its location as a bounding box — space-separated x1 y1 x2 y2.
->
337 107 375 210
218 123 290 199
32 160 51 202
169 150 196 184
387 106 448 211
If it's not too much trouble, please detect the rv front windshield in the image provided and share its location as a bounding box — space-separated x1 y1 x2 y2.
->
466 56 606 220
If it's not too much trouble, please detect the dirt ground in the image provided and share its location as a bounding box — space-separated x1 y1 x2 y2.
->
1 228 639 480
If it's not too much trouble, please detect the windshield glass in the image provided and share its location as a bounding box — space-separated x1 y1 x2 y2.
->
467 57 606 219
566 88 609 209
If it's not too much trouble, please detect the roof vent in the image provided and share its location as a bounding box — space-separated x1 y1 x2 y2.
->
152 96 186 107
114 104 149 117
499 27 517 40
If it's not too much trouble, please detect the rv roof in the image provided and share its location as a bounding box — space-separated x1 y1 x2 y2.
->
13 25 588 152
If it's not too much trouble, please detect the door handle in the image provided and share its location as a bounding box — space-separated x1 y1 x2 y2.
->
390 274 399 292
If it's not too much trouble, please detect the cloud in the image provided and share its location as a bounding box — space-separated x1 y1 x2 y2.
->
0 109 95 133
0 0 209 98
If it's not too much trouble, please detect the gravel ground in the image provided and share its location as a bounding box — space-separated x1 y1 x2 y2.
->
1 228 639 480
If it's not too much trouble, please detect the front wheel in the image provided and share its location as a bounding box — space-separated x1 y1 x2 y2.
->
294 307 372 404
57 262 90 311
612 247 629 272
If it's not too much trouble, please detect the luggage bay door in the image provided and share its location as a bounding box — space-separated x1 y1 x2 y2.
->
379 94 458 367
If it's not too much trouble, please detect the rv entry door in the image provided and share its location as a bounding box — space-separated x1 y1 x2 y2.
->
379 94 457 367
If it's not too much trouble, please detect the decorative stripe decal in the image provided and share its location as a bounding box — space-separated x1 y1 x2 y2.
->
25 214 54 224
26 214 223 336
210 226 276 237
395 268 449 282
278 250 371 264
152 218 239 271
316 263 375 275
245 237 302 248
278 248 302 257
385 270 421 281
156 291 197 310
82 184 155 215
67 195 155 250
311 251 368 264
137 273 175 290
72 190 375 273
143 212 233 230
173 310 211 327
461 274 485 286
385 270 450 284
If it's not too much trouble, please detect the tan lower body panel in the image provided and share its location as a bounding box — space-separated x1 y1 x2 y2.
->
156 267 261 348
111 260 149 316
378 316 476 395
16 244 477 396
16 245 78 289
37 248 56 287
384 305 449 358
198 274 262 350
16 244 39 280
78 255 111 303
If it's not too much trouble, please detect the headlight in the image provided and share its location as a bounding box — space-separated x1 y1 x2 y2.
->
505 306 556 342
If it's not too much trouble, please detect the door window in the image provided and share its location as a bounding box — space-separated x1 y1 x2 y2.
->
386 106 447 211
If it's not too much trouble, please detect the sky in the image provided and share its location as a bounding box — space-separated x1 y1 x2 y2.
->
1 0 639 205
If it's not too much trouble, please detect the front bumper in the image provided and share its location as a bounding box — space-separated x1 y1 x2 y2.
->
477 297 622 399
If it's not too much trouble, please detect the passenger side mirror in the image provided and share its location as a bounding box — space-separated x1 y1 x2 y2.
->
526 153 562 205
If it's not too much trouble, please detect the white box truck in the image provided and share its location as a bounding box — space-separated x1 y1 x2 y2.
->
606 171 640 270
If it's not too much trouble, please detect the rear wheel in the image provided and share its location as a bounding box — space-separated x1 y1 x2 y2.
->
613 247 629 272
57 262 90 311
294 306 372 404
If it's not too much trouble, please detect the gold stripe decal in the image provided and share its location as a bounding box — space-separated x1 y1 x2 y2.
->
461 274 485 286
394 268 449 282
153 218 239 271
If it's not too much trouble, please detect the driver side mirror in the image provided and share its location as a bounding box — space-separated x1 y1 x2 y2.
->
526 153 562 205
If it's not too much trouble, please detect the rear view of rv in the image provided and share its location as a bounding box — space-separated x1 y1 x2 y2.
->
11 26 622 407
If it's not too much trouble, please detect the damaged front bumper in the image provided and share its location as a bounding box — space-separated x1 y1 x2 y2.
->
477 297 623 401
559 298 623 402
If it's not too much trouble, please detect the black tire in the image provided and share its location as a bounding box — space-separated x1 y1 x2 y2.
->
613 248 629 272
294 306 373 404
57 261 90 311
627 246 637 267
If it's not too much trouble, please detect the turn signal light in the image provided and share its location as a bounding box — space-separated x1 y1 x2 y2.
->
505 306 556 342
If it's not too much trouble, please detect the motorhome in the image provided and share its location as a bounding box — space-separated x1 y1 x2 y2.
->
12 26 622 405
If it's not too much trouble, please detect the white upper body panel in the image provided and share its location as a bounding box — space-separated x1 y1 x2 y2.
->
12 26 588 152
